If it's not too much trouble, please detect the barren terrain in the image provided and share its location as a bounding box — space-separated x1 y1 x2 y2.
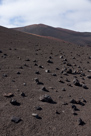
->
0 26 91 136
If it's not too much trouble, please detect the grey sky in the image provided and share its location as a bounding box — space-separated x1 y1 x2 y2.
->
0 0 91 32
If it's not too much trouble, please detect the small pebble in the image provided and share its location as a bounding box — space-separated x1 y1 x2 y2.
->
3 74 7 77
11 116 21 123
32 113 41 119
52 73 57 76
78 118 85 125
35 71 40 74
56 110 60 114
39 94 53 103
47 60 53 63
82 84 88 89
38 65 43 69
21 92 26 97
62 88 66 91
45 70 50 73
0 50 2 53
41 86 48 92
72 105 79 111
10 99 20 106
72 111 78 115
3 93 14 98
25 59 30 61
59 56 63 59
17 72 21 74
86 75 91 79
59 80 64 83
23 83 26 86
73 78 81 86
35 106 42 110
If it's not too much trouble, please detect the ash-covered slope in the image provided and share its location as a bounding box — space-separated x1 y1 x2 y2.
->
0 26 91 136
13 24 91 46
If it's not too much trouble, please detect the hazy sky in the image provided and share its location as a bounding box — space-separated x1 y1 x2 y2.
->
0 0 91 32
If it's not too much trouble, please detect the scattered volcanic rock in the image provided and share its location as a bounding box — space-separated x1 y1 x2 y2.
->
0 25 91 136
45 69 50 73
21 92 26 97
25 58 30 61
70 99 78 104
65 78 70 82
70 99 85 106
56 110 60 114
10 99 20 106
56 67 60 70
19 66 23 69
33 59 37 62
82 84 88 89
80 73 85 76
71 105 79 111
34 63 38 66
35 106 42 110
63 58 67 61
67 63 72 66
41 86 49 92
0 50 2 53
59 56 63 59
47 59 53 63
24 63 28 67
86 75 91 79
3 93 14 98
34 78 43 85
62 102 68 105
39 94 53 103
67 83 72 87
88 56 91 59
61 88 66 91
23 83 26 86
17 71 21 74
78 118 85 125
72 111 78 115
32 113 38 118
52 73 57 76
59 80 64 83
67 68 72 74
35 71 40 74
77 100 85 106
73 78 81 86
32 113 41 119
79 98 87 103
34 78 39 83
38 65 44 69
61 68 67 73
3 74 7 77
11 116 21 123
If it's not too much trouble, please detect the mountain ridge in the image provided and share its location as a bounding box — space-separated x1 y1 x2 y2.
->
12 24 91 46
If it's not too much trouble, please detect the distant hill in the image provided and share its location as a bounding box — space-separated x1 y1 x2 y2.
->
13 24 91 46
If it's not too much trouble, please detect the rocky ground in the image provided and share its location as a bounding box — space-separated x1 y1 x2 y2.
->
0 26 91 136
